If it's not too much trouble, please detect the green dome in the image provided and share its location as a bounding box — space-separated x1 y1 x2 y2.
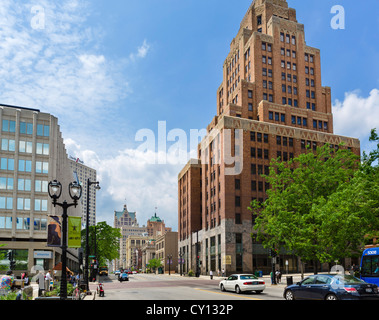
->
150 213 162 222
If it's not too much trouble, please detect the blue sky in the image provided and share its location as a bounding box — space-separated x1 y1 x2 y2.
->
0 0 378 229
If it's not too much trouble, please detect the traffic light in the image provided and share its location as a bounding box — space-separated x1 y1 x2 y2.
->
6 250 13 261
268 248 278 258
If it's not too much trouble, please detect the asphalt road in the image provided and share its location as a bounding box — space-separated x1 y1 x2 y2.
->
90 273 286 300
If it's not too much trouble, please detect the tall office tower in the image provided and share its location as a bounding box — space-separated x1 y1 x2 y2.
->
114 204 147 269
69 157 97 227
178 0 361 275
0 104 82 274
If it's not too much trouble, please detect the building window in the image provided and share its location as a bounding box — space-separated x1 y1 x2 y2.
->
18 160 32 173
235 196 241 207
248 90 253 98
37 125 50 137
1 139 15 152
0 158 14 171
2 120 16 133
257 15 262 26
0 197 13 210
0 177 13 190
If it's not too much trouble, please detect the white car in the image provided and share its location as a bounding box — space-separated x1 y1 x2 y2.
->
219 274 266 294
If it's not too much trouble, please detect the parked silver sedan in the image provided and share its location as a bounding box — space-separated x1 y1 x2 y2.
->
219 274 266 294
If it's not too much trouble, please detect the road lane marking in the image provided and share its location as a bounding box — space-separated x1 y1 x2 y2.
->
194 288 264 300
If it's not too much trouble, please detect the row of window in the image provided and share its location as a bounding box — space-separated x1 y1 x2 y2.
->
1 139 49 155
280 33 296 45
2 120 50 137
0 197 48 211
0 158 49 173
0 216 47 231
0 177 48 192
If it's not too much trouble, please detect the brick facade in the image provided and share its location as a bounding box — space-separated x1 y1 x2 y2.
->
178 0 360 275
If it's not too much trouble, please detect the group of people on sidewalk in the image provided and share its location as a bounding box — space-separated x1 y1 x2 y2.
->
0 269 81 298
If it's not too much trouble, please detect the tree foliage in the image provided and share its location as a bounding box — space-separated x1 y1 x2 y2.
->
81 221 121 266
147 258 162 271
249 141 368 268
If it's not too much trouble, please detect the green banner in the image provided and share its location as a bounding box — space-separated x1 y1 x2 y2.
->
68 217 82 248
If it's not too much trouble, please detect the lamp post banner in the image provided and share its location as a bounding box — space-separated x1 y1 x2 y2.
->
47 216 61 247
68 217 82 248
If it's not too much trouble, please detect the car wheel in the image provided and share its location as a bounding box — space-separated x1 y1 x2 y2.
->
325 293 338 301
220 284 226 292
235 285 241 294
255 290 263 294
285 290 295 300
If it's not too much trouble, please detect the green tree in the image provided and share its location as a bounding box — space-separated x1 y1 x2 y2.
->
81 221 121 266
316 129 379 252
147 258 162 272
250 143 360 274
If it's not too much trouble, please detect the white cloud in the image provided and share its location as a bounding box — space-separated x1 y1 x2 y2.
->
137 40 150 58
129 39 151 62
333 89 379 142
0 0 129 128
65 139 181 230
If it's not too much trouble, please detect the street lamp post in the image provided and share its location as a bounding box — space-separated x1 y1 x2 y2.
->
178 250 183 276
48 180 82 300
167 254 172 276
84 179 100 290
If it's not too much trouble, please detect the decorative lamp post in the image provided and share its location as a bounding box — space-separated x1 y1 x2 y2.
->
84 179 100 289
48 180 82 300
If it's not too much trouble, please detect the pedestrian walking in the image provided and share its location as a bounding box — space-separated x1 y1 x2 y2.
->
222 268 225 277
36 270 45 297
276 270 282 284
210 270 213 280
270 271 275 284
45 270 53 291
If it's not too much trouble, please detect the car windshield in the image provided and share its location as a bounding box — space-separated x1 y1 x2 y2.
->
333 275 365 285
240 275 258 280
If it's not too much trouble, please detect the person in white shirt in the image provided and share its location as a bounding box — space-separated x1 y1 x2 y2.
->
45 270 53 291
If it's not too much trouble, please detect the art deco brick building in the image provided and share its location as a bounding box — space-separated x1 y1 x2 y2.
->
178 0 360 275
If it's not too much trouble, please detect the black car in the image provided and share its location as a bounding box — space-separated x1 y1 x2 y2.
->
284 274 379 300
